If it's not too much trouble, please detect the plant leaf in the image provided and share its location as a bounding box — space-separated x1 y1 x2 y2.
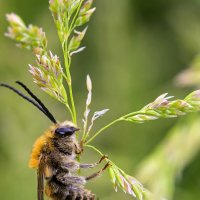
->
121 91 200 124
79 0 94 16
92 109 109 121
5 13 47 54
68 27 88 51
70 46 86 56
75 7 96 26
108 163 146 200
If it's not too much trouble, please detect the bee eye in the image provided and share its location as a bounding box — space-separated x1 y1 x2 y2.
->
55 127 79 136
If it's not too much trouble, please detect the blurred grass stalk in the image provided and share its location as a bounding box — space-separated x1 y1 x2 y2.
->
136 115 200 200
136 54 200 200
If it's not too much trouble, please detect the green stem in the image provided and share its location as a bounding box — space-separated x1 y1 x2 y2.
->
64 54 77 123
63 71 77 123
64 14 77 124
85 118 121 144
85 145 104 156
82 113 88 140
85 145 111 165
65 104 74 120
61 20 76 123
69 79 77 123
69 0 84 33
55 10 77 123
82 129 89 143
121 110 144 119
85 110 149 144
82 100 91 141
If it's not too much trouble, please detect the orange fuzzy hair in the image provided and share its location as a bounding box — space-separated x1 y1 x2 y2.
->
28 125 56 169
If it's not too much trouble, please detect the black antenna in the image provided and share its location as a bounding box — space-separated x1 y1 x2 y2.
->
16 81 57 124
0 83 57 124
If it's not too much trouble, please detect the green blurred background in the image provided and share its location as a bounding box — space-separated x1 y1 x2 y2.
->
1 0 200 199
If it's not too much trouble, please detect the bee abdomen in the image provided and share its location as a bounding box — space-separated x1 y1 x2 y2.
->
65 187 95 200
48 187 96 200
46 177 96 200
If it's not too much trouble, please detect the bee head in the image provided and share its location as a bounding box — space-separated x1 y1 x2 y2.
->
54 121 80 137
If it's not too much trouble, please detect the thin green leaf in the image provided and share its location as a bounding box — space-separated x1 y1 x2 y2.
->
75 7 96 26
68 27 87 51
79 0 94 15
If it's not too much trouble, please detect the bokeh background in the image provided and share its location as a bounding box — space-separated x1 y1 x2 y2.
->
1 0 200 199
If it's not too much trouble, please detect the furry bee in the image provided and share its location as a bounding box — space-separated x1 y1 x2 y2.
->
1 81 109 200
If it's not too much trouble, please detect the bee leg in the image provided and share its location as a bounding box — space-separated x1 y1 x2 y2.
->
56 174 86 185
97 155 108 163
85 162 110 181
79 155 108 169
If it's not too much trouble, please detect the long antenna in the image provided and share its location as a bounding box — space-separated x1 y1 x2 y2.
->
16 81 57 124
0 83 57 124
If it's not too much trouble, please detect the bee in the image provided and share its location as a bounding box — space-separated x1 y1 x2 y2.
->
1 81 109 200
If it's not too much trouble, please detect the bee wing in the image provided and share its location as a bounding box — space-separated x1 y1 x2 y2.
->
37 154 46 200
